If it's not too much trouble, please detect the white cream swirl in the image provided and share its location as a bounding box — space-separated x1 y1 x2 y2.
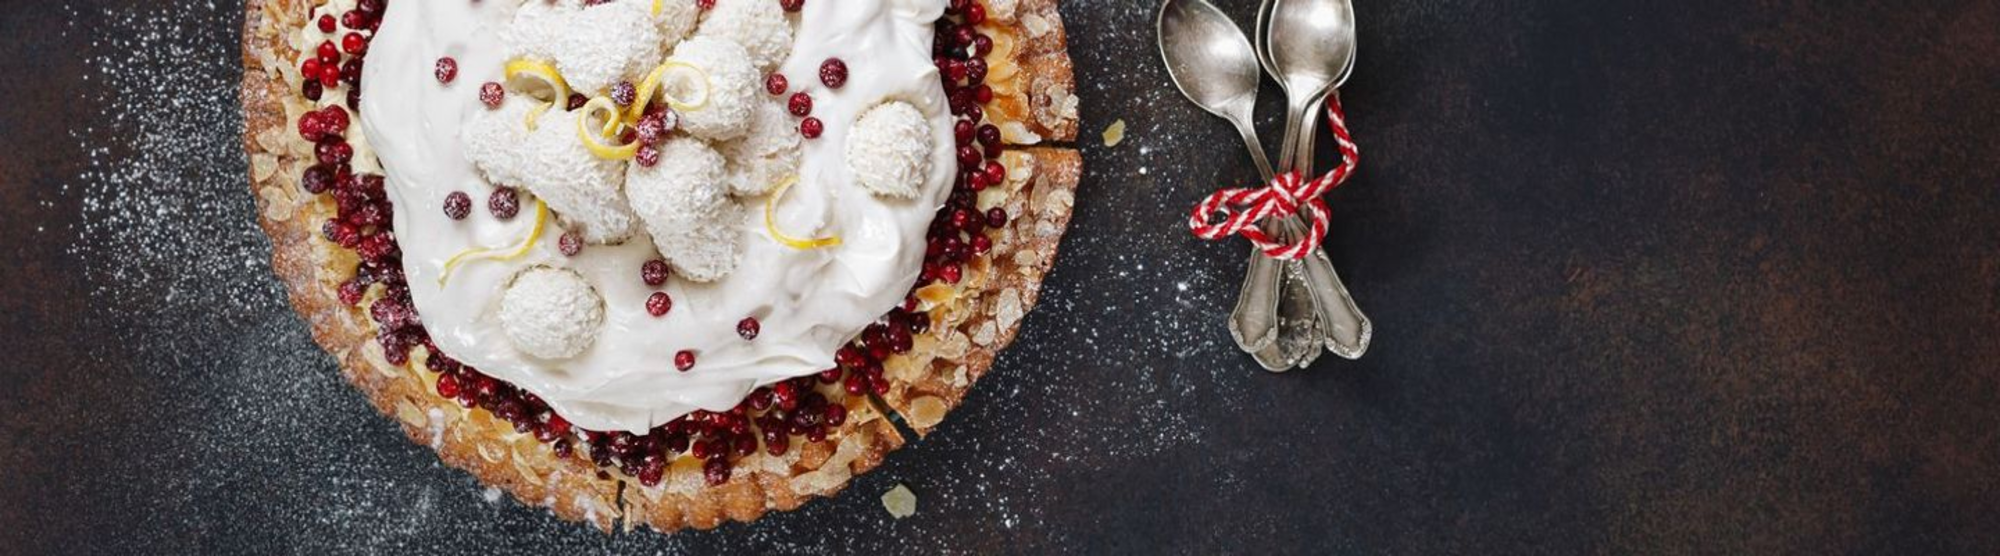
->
361 0 952 433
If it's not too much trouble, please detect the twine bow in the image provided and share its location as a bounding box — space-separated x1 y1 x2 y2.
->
1188 97 1359 260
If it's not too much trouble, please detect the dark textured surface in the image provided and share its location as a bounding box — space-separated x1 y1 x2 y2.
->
4 0 1999 553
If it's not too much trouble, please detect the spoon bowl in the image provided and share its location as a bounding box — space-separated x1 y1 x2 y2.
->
1267 0 1354 97
1157 0 1275 180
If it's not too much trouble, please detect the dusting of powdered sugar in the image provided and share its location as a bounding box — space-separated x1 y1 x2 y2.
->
44 0 1280 552
66 0 287 343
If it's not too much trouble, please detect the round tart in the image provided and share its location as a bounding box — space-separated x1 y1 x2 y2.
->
240 0 1081 531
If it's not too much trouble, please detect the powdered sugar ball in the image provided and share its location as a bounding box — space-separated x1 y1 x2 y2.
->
719 98 802 196
500 267 606 360
664 37 758 141
652 0 700 44
845 101 934 199
694 0 794 72
551 0 663 95
462 95 537 186
625 139 744 282
502 0 575 61
466 102 640 244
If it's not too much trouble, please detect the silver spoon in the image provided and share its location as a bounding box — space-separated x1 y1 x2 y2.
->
1157 0 1306 371
1260 0 1372 360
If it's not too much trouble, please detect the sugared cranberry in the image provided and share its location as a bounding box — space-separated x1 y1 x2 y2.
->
342 32 367 55
479 82 504 108
339 58 363 86
954 120 975 145
323 220 361 247
641 260 670 286
737 317 760 340
635 145 660 167
316 140 354 166
337 279 367 306
300 60 325 85
887 325 913 353
819 58 848 88
771 382 799 411
436 373 462 399
788 92 813 116
780 0 804 12
695 0 716 10
675 350 697 371
442 190 472 218
434 57 457 83
764 73 788 96
638 456 665 486
301 165 334 194
824 404 847 427
559 232 584 257
297 111 327 141
982 159 1006 184
647 292 673 317
800 117 823 139
703 457 730 485
634 112 670 145
317 41 339 64
320 106 350 132
488 187 520 219
766 431 790 456
611 81 636 106
964 58 988 84
319 62 342 88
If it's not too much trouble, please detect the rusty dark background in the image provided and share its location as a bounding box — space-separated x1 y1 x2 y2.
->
3 0 1998 553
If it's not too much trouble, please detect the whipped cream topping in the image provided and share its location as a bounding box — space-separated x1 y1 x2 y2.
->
361 0 953 433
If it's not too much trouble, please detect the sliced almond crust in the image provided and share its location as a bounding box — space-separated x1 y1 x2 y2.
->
243 0 1080 533
877 148 1081 434
978 0 1081 145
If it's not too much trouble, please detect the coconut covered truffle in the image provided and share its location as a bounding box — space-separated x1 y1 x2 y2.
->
500 267 606 360
845 101 934 199
719 98 802 196
693 0 794 72
502 0 573 61
652 0 700 45
462 95 537 185
626 139 743 282
664 37 759 142
549 0 662 95
465 101 641 244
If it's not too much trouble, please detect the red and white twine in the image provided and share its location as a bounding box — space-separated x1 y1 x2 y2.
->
1189 96 1359 260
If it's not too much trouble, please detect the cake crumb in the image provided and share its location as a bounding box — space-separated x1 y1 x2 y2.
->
881 484 917 519
1102 118 1127 147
